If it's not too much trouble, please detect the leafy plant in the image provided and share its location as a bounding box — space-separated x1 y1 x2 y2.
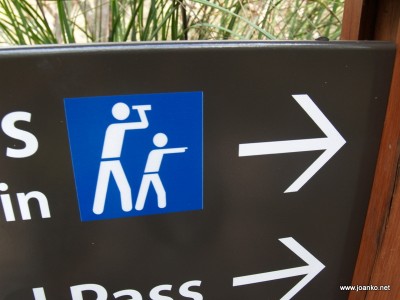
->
0 0 344 46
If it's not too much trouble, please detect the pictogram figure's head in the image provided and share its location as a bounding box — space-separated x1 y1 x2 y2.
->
112 102 130 120
153 133 168 148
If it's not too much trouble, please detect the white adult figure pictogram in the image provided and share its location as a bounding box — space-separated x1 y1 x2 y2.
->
93 102 151 215
135 133 187 211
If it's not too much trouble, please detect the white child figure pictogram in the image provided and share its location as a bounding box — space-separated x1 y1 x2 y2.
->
93 102 151 215
135 133 187 211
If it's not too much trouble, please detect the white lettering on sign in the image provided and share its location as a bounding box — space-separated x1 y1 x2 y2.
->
179 281 203 300
33 280 203 300
70 284 108 300
149 284 172 300
32 288 46 300
113 289 143 300
0 182 51 222
1 111 39 158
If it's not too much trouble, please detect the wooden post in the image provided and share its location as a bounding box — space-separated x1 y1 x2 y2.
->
341 0 400 299
341 0 378 40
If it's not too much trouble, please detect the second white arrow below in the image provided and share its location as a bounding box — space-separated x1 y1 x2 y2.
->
233 237 325 300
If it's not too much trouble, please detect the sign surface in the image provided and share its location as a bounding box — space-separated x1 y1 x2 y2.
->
0 41 395 300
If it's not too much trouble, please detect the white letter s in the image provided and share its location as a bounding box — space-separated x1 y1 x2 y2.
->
1 111 38 158
149 284 173 300
179 280 203 300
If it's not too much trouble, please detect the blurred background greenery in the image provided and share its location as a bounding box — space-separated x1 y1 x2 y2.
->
0 0 344 46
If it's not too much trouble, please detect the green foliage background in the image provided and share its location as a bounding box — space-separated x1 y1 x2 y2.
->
0 0 344 45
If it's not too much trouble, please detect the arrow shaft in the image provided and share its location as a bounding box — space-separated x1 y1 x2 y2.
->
233 266 311 286
239 138 329 157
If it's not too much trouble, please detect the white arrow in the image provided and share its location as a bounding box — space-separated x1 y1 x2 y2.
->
238 94 346 193
232 237 325 300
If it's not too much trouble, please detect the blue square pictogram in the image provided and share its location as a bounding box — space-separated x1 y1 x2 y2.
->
64 92 203 221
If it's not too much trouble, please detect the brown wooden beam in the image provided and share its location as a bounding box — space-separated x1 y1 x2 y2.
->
374 0 400 40
350 22 400 299
341 0 364 39
365 19 400 300
341 0 379 40
341 0 400 299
